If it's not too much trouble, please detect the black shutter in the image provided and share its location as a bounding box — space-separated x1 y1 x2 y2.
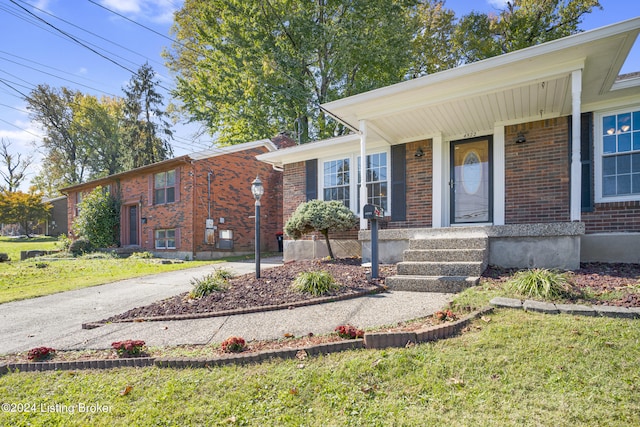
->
390 144 406 221
576 113 594 212
305 159 317 201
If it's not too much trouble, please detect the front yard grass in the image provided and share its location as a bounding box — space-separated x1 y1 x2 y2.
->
0 257 218 304
0 236 59 263
1 309 638 426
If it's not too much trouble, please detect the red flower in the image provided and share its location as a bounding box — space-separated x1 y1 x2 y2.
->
221 336 246 353
27 347 55 361
335 325 364 339
111 340 146 357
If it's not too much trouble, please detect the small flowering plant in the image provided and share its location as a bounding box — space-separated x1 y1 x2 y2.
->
220 336 246 353
111 340 146 358
335 325 364 339
27 346 56 362
434 309 457 322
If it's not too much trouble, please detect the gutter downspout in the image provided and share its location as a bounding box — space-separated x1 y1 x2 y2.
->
570 69 582 222
359 120 368 230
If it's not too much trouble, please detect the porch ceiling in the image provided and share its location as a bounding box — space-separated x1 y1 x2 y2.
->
323 17 640 144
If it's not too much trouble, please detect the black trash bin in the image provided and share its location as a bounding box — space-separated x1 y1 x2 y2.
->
276 232 284 252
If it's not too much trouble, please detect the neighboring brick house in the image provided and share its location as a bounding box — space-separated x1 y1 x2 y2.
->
258 19 640 267
62 139 286 260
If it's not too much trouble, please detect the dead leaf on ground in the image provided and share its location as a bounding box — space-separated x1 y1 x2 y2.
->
296 350 308 360
119 385 133 396
447 377 465 387
481 316 491 323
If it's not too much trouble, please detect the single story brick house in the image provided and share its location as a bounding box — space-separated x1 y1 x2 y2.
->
62 139 287 260
258 18 640 290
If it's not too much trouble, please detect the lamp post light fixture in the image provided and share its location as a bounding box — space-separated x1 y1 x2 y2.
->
251 176 264 278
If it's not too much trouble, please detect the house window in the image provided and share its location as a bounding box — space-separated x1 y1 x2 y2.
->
321 151 388 213
323 158 350 207
596 107 640 201
357 152 388 212
154 170 176 204
155 229 176 249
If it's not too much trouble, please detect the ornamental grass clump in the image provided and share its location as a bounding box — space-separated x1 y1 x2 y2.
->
111 340 146 358
27 346 56 362
293 270 339 296
506 268 573 300
189 269 232 299
220 336 246 353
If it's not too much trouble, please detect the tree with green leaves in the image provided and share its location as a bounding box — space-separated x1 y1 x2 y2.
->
121 63 174 169
453 0 601 63
166 0 421 144
0 190 51 237
284 199 358 259
72 186 120 248
166 0 600 144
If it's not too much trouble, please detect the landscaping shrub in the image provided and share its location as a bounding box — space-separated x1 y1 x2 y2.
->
111 340 146 358
293 270 339 296
505 268 573 300
189 270 232 299
220 336 246 353
57 234 72 251
335 325 364 339
72 186 120 248
27 346 56 361
69 238 95 256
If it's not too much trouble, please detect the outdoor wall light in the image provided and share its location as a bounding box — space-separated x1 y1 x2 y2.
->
251 176 264 278
515 132 527 144
415 147 425 157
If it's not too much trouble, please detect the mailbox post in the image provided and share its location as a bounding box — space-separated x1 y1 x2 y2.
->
363 204 384 278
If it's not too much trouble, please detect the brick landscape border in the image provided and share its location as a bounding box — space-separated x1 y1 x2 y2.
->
490 297 640 319
82 287 386 329
0 307 493 377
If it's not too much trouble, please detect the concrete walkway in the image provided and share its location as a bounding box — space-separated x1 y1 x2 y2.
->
0 257 452 354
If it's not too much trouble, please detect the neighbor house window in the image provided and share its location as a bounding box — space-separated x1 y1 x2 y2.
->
321 151 389 214
154 170 176 204
155 229 176 249
323 158 350 207
596 108 640 202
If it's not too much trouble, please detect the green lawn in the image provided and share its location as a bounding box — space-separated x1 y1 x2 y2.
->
0 236 232 304
1 310 638 426
0 236 59 263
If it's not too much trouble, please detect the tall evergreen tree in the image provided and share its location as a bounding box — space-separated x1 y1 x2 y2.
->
121 63 173 169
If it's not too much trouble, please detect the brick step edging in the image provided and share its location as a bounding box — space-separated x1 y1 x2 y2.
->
1 307 493 377
490 297 640 319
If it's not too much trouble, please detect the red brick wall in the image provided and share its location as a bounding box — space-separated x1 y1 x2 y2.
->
583 201 640 233
505 118 571 224
65 147 282 255
191 146 282 253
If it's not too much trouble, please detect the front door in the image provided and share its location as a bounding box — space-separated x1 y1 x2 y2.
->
450 137 493 224
128 205 138 245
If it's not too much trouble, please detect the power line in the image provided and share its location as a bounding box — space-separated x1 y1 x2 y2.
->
8 0 138 75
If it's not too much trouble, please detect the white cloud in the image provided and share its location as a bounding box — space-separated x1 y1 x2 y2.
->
100 0 180 24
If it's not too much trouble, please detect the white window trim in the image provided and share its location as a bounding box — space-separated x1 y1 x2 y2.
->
594 105 640 203
318 149 391 216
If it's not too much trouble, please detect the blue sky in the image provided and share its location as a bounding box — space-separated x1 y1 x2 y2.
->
0 0 638 190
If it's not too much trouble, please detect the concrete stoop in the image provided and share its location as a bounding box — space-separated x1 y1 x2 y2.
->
386 235 488 293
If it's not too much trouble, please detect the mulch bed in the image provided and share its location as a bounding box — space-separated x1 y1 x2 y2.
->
482 262 640 307
101 258 392 323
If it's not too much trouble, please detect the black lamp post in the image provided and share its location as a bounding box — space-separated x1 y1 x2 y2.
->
251 176 264 278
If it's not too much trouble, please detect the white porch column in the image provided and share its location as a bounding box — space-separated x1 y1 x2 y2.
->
432 133 443 228
493 125 505 225
570 69 583 221
359 120 368 230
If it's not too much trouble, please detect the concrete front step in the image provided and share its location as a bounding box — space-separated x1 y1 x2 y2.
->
397 261 485 277
402 248 487 263
409 237 488 250
386 275 479 293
